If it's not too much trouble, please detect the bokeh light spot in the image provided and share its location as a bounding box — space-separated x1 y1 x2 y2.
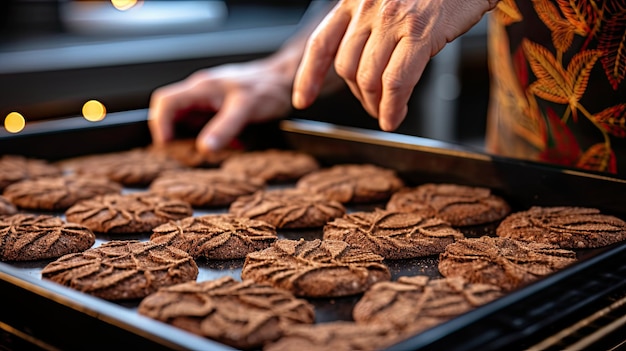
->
4 112 26 133
111 0 140 11
82 100 107 122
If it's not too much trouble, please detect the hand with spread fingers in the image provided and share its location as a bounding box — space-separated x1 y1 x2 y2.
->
148 2 338 154
292 0 499 132
148 57 295 154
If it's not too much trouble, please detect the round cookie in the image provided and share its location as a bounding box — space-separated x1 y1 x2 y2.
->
41 240 198 300
3 174 122 211
323 208 464 259
296 164 404 204
59 148 182 187
0 155 62 191
241 238 391 297
438 236 577 291
150 214 277 259
352 275 503 333
0 213 95 261
264 321 397 351
147 138 237 167
65 192 193 234
0 195 17 215
149 169 265 207
496 206 626 249
386 183 511 226
220 149 320 183
229 188 346 229
138 276 315 350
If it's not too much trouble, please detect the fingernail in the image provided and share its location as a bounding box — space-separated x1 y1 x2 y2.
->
292 91 304 109
380 119 392 132
203 135 221 152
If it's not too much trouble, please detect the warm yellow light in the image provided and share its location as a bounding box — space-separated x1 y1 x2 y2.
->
82 100 107 122
4 112 26 133
111 0 139 11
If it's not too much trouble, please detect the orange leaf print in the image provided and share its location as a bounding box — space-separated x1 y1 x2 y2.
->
494 0 523 26
524 39 600 108
533 0 578 52
598 9 626 90
568 49 602 101
524 40 570 104
576 143 617 173
556 0 598 36
592 103 626 137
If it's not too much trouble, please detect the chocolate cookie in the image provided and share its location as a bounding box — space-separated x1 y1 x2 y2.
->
65 192 193 234
60 148 182 187
138 276 315 350
386 183 511 226
296 164 404 204
241 238 391 297
0 195 17 215
149 169 264 207
0 214 95 261
3 174 122 211
265 321 397 351
229 188 346 229
353 275 503 333
220 149 319 183
147 138 237 167
324 209 464 259
438 236 577 291
150 214 277 259
0 155 62 191
496 206 626 249
41 240 198 300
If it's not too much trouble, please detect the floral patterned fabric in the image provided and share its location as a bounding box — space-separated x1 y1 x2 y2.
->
485 0 626 175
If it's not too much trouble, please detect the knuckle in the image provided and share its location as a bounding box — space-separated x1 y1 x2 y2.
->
380 0 401 20
356 70 380 94
403 9 434 39
382 72 408 95
307 35 331 56
334 60 356 81
360 0 378 12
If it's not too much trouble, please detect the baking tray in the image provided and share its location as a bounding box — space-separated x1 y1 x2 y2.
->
1 109 626 350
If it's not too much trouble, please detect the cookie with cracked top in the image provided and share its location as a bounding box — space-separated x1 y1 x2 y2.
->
229 188 346 229
65 192 193 234
324 208 464 259
0 155 62 191
147 138 238 167
150 214 277 259
496 206 626 249
353 275 503 333
0 213 95 261
59 147 182 187
220 149 319 183
0 195 17 215
438 236 577 291
386 183 511 226
149 169 264 207
296 164 404 204
138 276 314 350
264 321 397 351
241 238 391 297
41 240 198 300
3 174 122 211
